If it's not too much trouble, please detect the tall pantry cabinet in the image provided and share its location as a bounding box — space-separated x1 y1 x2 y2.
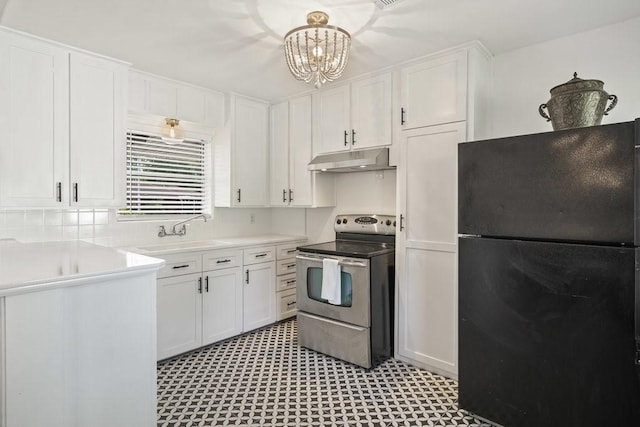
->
0 27 128 208
395 42 491 379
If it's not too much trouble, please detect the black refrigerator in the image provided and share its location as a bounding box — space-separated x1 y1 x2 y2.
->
457 119 640 427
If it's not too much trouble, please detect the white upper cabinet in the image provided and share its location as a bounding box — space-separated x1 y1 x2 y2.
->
314 72 393 155
399 50 468 130
0 28 128 208
270 101 290 207
350 73 393 149
269 95 335 208
224 94 269 207
128 69 225 127
69 52 126 207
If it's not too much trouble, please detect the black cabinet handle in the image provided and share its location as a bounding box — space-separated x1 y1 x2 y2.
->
205 276 209 292
216 259 231 264
286 301 296 308
289 189 293 203
73 183 78 202
400 214 405 231
172 264 190 269
255 253 268 258
352 129 356 145
245 269 250 284
286 279 296 285
286 263 296 269
237 188 241 203
401 107 406 125
286 249 297 254
283 189 287 203
344 130 348 146
56 182 62 202
198 277 203 293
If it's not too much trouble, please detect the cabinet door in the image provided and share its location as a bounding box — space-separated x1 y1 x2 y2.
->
315 84 351 154
289 95 313 206
269 101 290 206
243 262 276 332
157 273 203 360
400 51 467 130
69 52 126 207
177 85 207 123
202 267 243 345
0 32 69 207
147 76 178 118
396 122 466 377
232 96 269 206
351 73 393 149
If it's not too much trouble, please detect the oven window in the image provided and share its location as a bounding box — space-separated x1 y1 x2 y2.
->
306 267 353 307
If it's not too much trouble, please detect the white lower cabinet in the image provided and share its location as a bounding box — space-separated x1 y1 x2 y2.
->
155 243 299 360
156 248 244 360
202 267 244 345
157 273 203 360
396 122 466 379
243 260 276 332
274 242 303 321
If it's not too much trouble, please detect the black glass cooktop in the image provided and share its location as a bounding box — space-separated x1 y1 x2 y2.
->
297 240 395 258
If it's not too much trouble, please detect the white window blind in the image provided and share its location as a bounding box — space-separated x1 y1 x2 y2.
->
121 131 210 216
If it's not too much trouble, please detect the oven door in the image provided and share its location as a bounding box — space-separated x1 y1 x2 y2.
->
296 252 370 327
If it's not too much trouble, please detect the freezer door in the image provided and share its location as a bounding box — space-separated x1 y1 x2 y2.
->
458 120 638 244
459 236 640 427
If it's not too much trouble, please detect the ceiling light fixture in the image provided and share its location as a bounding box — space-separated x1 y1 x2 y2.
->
284 11 351 89
162 118 185 144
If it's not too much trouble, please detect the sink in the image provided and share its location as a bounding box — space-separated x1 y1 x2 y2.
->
135 240 230 253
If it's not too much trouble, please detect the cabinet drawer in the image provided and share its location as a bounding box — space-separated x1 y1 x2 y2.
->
157 253 202 278
277 273 297 292
277 288 297 321
202 249 242 271
276 242 303 260
243 246 276 265
276 258 297 276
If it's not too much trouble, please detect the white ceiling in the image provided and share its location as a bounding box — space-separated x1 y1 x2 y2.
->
2 0 640 102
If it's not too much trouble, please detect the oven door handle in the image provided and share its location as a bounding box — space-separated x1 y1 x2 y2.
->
296 254 367 268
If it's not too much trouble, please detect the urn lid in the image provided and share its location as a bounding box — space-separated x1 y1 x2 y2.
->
549 72 605 95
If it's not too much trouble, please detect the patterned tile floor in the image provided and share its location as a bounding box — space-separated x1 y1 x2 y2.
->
157 319 490 427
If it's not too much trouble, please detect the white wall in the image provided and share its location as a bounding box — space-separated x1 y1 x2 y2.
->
304 169 397 243
489 16 640 138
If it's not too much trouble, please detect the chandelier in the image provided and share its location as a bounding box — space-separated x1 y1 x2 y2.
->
284 11 351 89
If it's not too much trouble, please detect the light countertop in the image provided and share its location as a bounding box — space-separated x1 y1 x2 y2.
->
0 240 164 296
128 234 308 256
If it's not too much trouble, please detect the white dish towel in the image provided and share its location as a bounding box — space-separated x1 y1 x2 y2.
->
321 258 342 305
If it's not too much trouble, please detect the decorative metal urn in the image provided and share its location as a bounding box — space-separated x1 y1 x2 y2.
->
538 72 617 130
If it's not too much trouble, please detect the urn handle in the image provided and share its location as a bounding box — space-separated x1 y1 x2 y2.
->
604 94 618 115
538 103 551 122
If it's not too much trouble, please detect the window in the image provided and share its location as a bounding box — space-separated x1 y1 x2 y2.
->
120 131 210 217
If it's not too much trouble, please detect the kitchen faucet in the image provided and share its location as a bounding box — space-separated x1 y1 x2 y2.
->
158 214 208 237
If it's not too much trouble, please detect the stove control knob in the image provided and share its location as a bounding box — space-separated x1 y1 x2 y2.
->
385 220 391 226
336 219 342 224
343 218 348 224
393 221 396 227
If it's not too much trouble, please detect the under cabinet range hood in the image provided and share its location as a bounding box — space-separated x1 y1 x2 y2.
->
308 148 394 173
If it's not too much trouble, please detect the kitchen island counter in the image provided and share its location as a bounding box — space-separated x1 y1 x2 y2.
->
0 239 163 427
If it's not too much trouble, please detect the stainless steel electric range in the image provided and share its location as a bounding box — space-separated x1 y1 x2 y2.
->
296 214 396 368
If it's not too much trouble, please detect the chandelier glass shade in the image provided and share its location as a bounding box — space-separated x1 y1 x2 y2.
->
284 11 351 89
